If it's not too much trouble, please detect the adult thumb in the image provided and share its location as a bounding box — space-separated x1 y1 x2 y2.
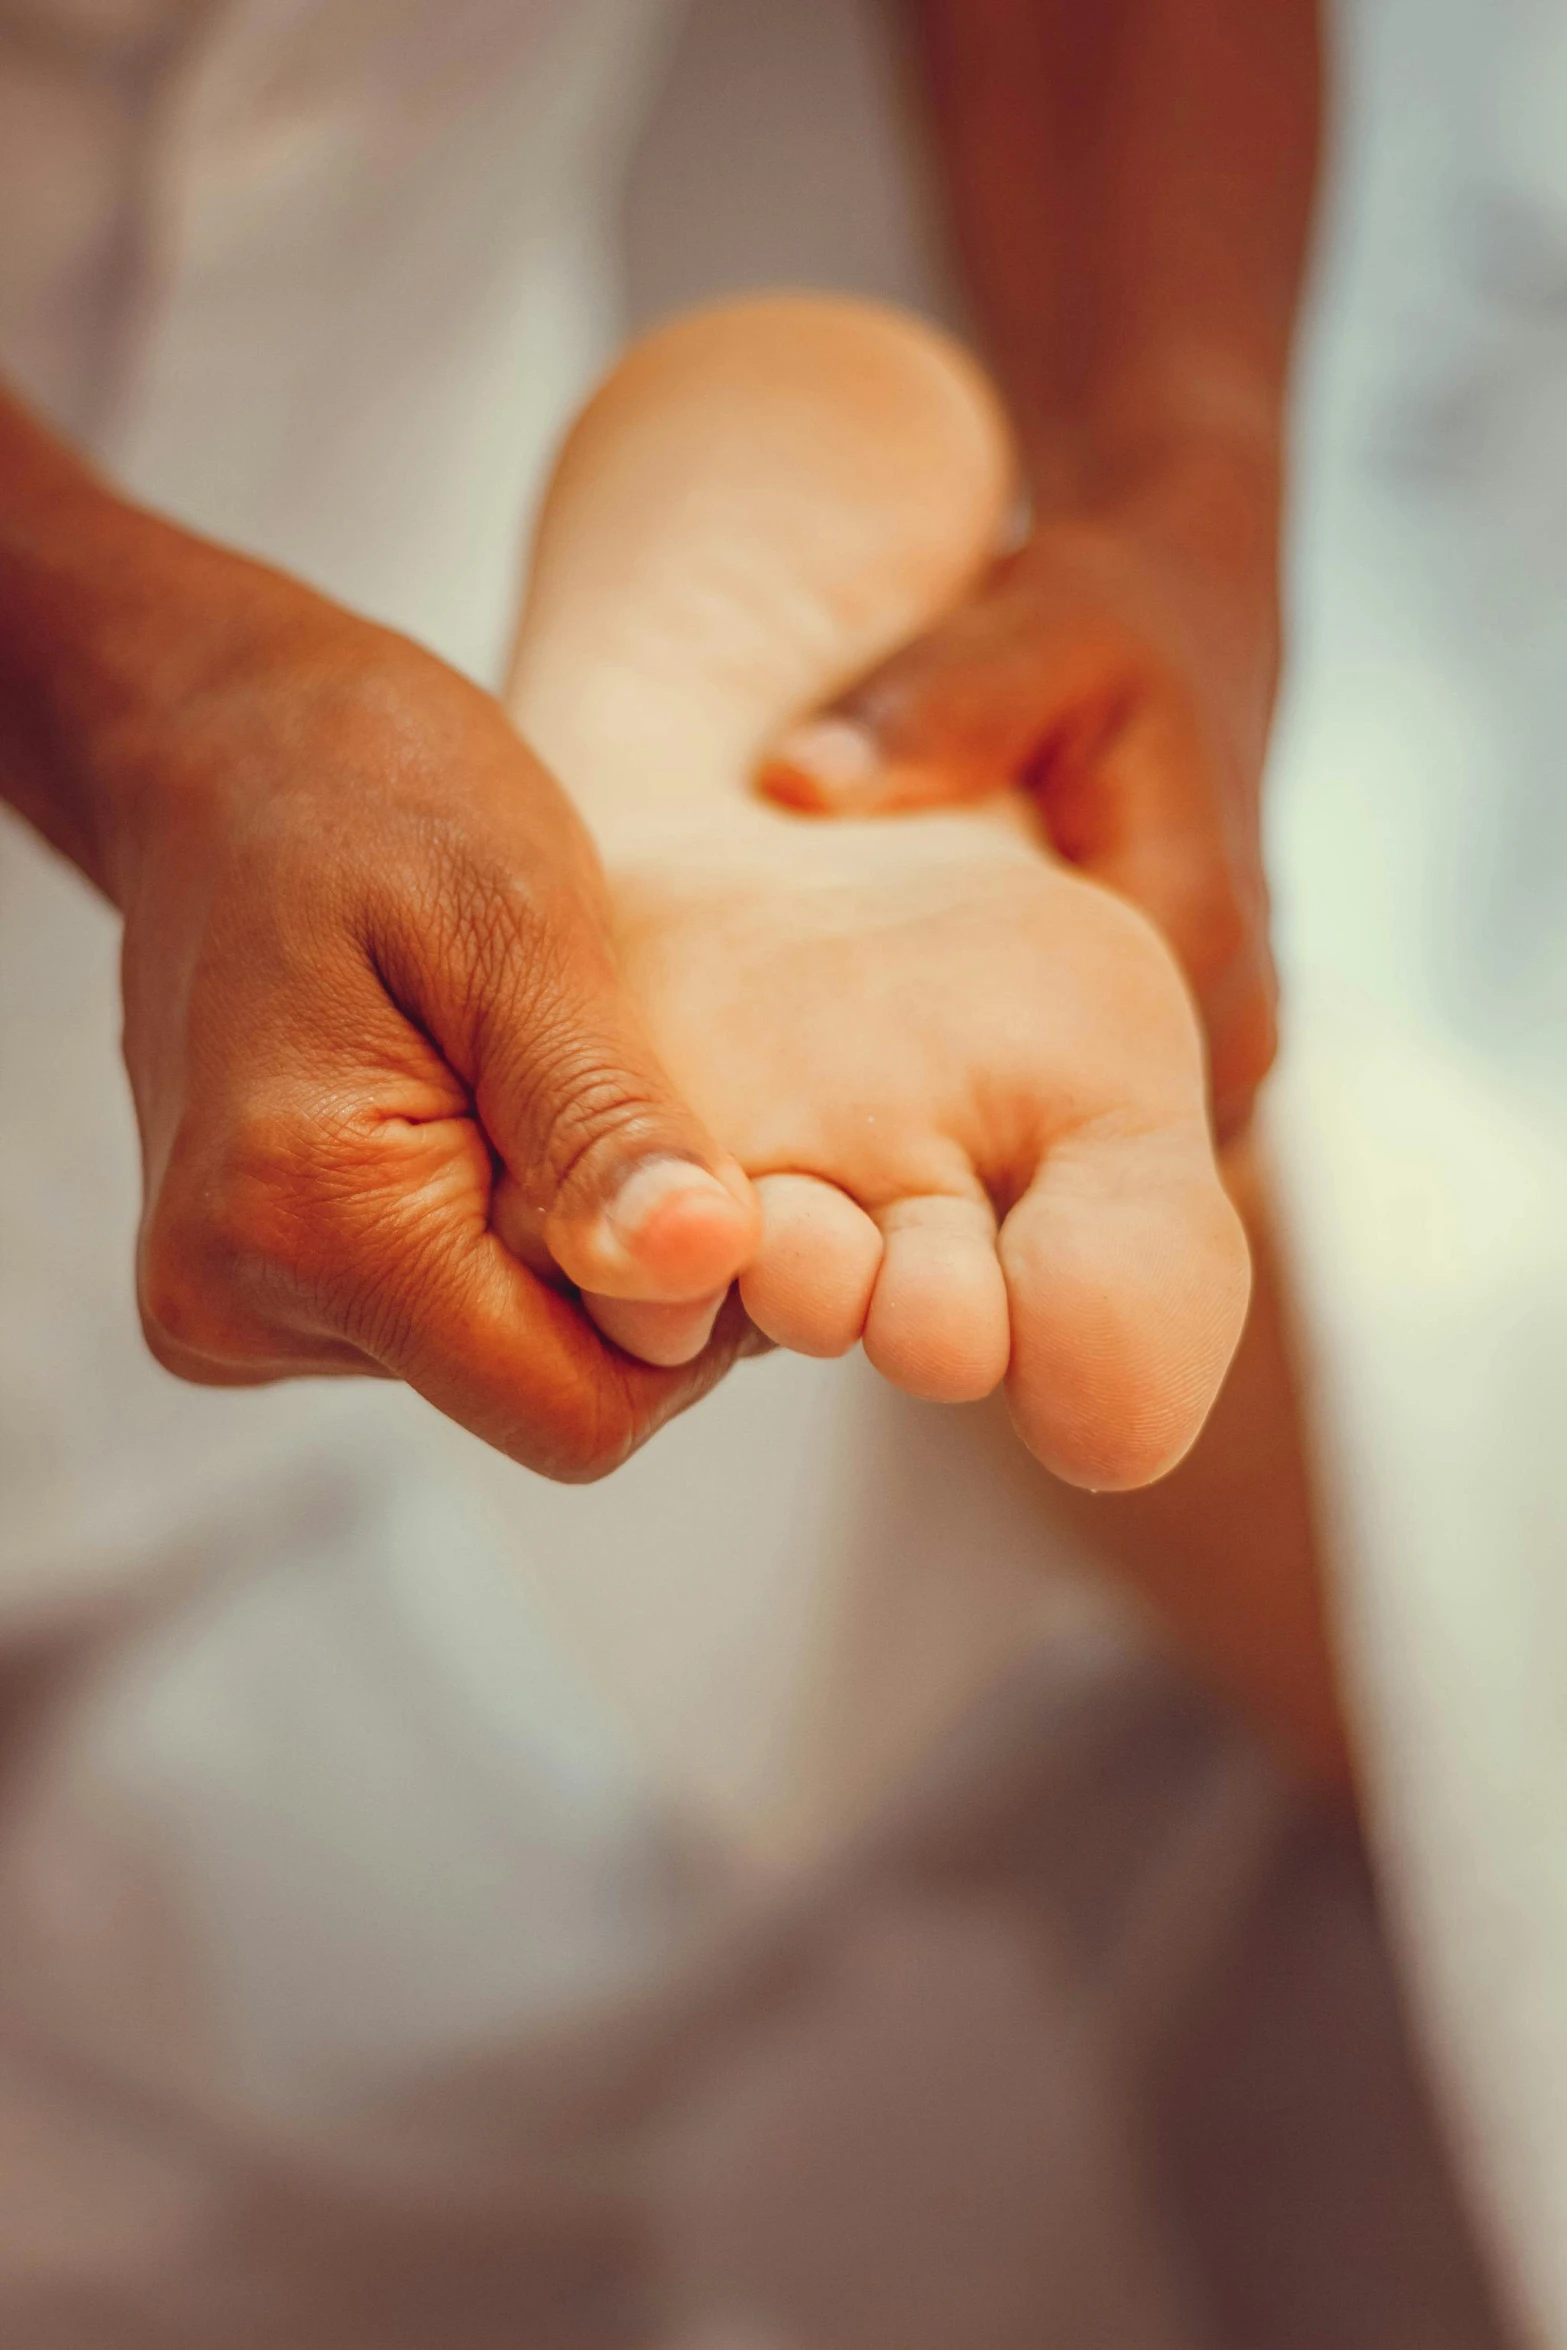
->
484 981 756 1322
757 600 1066 817
400 877 760 1357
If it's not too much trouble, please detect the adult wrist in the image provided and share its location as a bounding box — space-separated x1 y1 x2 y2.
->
1014 366 1288 789
0 394 277 903
0 418 177 898
1023 353 1287 567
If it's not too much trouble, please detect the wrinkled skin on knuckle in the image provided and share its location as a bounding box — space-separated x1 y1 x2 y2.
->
413 820 562 988
376 820 615 1083
146 1099 382 1367
324 1239 422 1370
262 1129 455 1361
526 1041 672 1210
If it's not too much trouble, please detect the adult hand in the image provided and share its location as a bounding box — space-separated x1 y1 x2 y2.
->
759 445 1282 1140
7 477 761 1479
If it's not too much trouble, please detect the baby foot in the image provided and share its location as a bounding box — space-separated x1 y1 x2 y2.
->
509 299 1249 1488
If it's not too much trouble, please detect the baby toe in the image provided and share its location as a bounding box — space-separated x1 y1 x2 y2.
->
999 1129 1251 1490
862 1194 1010 1403
740 1174 883 1357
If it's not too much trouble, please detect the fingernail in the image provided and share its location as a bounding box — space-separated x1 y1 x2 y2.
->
606 1156 738 1250
766 717 878 802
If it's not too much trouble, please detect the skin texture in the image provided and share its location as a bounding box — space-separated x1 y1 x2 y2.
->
763 0 1323 1140
0 386 762 1481
508 299 1252 1491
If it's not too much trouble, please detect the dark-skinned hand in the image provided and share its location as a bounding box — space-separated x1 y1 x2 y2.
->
55 529 762 1478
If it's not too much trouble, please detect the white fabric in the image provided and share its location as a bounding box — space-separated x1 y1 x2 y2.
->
1265 1004 1567 2334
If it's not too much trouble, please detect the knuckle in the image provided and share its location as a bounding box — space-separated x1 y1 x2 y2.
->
137 1254 219 1365
141 1103 370 1362
328 1263 414 1368
137 1219 249 1368
138 1326 230 1388
432 819 596 989
533 1378 640 1485
544 1429 628 1485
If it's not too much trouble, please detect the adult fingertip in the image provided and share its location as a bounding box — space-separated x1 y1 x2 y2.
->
758 716 880 812
583 1287 729 1367
756 709 920 813
551 1152 759 1302
606 1154 739 1250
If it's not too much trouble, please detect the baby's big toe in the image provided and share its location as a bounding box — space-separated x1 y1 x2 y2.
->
999 1137 1251 1489
741 1174 883 1357
863 1194 1010 1403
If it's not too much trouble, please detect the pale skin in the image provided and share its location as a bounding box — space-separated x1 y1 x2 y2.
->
508 299 1250 1493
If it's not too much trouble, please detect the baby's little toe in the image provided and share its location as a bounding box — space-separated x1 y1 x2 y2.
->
741 1174 883 1357
863 1194 1009 1403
